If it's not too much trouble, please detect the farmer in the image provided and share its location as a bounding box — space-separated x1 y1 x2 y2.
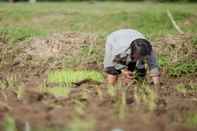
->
103 29 160 86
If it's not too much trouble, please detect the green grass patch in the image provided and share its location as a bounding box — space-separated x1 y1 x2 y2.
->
0 2 197 41
41 70 103 97
0 27 47 44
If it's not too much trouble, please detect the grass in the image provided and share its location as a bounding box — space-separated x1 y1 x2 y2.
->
0 2 197 45
0 27 47 45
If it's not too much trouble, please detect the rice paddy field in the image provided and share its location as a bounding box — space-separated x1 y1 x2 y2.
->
0 2 197 131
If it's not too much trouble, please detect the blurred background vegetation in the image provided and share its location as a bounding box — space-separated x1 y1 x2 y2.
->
0 0 197 3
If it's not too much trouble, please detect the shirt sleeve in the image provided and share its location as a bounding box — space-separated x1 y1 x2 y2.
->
147 51 160 77
103 36 128 71
103 36 113 69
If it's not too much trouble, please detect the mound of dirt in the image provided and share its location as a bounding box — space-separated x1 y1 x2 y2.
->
1 32 197 131
0 32 98 86
23 32 97 60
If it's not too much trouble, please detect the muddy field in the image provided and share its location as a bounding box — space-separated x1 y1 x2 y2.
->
0 32 197 131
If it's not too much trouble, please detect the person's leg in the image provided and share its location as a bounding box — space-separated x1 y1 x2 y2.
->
104 67 121 85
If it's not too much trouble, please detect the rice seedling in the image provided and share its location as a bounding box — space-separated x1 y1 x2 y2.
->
40 70 103 97
40 80 70 97
14 86 24 100
107 85 117 97
48 69 104 85
45 87 71 98
73 99 86 116
0 80 8 90
113 82 128 120
135 82 157 111
6 74 24 100
0 74 24 100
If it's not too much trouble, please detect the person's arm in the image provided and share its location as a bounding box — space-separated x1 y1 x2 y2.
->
147 51 160 86
104 36 113 69
121 68 133 79
104 36 119 85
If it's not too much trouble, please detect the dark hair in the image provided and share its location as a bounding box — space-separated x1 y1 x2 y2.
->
130 38 152 56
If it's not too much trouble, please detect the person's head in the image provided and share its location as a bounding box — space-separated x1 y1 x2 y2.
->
130 38 152 61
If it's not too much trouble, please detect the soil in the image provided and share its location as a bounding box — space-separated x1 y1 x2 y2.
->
0 32 197 131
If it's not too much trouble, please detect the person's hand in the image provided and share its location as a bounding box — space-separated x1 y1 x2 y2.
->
152 76 160 88
121 69 133 79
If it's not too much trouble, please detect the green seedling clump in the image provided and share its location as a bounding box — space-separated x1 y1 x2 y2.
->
48 69 104 86
42 70 103 97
